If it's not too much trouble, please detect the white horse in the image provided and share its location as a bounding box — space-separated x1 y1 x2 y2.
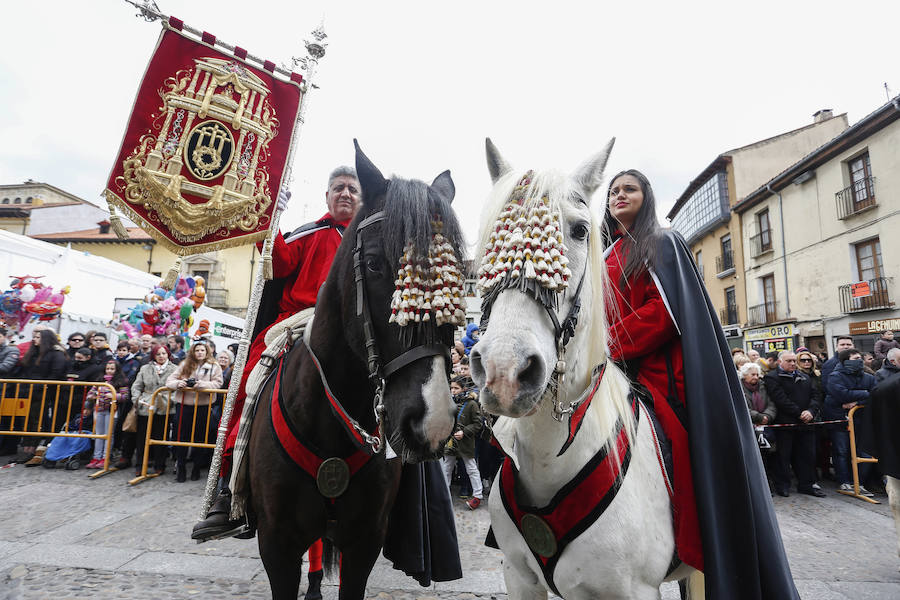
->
469 139 703 600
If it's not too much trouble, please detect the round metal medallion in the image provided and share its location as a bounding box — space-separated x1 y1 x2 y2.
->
316 457 350 498
183 119 235 181
520 513 557 557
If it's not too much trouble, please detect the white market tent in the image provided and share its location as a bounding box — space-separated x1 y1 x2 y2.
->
1 229 246 349
0 229 160 340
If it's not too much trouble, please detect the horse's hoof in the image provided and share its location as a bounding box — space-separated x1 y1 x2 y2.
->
304 569 323 600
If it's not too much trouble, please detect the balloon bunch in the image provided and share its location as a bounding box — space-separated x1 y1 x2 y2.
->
115 276 206 339
0 275 70 332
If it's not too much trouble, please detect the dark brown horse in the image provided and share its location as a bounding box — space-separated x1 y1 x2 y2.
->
249 142 465 599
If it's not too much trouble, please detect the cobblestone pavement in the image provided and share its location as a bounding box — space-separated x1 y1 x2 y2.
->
1 460 899 599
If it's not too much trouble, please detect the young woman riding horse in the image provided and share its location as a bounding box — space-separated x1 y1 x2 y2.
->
248 143 465 599
470 140 798 599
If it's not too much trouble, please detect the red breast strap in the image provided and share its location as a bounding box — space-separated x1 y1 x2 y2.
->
269 353 371 481
498 395 639 596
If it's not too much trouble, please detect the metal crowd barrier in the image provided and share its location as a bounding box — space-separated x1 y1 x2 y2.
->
839 404 880 505
129 386 227 486
0 378 119 479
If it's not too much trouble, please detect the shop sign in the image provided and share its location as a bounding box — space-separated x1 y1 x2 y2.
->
213 321 243 340
765 338 793 353
848 317 900 336
744 324 794 342
722 325 742 338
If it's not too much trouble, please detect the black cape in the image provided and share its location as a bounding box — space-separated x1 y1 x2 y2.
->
382 460 463 585
653 231 798 599
857 371 900 478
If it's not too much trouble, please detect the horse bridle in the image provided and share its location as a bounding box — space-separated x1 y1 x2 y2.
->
305 209 452 455
480 258 588 422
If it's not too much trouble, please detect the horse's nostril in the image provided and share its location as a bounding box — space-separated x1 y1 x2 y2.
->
518 354 544 391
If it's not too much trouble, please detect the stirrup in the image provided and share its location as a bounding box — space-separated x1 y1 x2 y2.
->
193 518 252 543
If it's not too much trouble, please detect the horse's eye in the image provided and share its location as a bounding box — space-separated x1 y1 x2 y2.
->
365 258 382 274
570 222 589 241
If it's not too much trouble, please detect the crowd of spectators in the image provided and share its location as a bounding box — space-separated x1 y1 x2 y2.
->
0 323 235 482
732 330 900 499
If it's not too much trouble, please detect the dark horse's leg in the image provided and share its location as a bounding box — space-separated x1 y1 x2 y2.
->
250 381 326 600
336 539 384 600
258 530 304 600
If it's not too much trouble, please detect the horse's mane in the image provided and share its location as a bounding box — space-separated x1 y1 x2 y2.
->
382 178 467 269
479 168 637 451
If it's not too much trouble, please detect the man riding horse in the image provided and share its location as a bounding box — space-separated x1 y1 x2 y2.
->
192 166 362 595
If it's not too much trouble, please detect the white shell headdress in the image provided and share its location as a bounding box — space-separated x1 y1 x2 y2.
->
389 221 467 328
477 171 571 303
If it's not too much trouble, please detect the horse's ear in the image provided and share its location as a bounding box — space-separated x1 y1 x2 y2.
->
431 170 455 204
572 137 616 199
485 138 512 184
354 139 388 207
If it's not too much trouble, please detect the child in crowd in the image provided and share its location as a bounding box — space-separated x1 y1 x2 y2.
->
85 360 129 469
441 376 484 510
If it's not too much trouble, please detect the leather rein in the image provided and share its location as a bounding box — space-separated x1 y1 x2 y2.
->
304 209 450 455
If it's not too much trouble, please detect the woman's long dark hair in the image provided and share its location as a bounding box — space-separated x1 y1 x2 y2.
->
23 329 61 367
104 359 129 389
601 169 661 284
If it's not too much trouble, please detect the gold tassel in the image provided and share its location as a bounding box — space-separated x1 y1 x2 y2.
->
109 211 129 240
105 194 130 240
261 229 275 280
161 257 183 290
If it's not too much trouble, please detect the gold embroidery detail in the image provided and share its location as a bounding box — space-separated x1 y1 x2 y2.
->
183 120 235 181
113 57 279 244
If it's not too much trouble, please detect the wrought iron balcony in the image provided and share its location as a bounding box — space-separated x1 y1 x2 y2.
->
206 287 228 308
719 304 739 325
836 176 877 219
715 250 734 275
747 301 781 326
838 277 894 313
750 230 772 258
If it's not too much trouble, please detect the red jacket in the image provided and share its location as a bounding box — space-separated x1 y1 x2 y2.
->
268 213 352 321
605 235 702 571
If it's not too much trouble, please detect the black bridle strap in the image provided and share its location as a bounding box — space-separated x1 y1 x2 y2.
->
383 343 450 378
353 210 387 380
555 271 585 349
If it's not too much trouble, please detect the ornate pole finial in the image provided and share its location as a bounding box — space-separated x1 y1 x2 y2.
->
124 0 164 22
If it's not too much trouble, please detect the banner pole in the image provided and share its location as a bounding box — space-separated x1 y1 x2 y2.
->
200 25 328 518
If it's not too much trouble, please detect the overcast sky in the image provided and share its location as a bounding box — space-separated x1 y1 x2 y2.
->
2 0 898 249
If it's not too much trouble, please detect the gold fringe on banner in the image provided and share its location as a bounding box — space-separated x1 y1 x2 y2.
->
161 256 183 290
105 194 130 240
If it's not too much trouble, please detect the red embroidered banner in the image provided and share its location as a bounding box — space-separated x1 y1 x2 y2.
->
105 23 303 254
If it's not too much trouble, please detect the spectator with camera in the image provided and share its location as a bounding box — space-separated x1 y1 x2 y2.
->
128 344 177 475
166 341 223 482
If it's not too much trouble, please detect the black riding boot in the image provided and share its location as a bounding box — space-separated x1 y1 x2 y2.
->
304 569 323 600
191 487 241 541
